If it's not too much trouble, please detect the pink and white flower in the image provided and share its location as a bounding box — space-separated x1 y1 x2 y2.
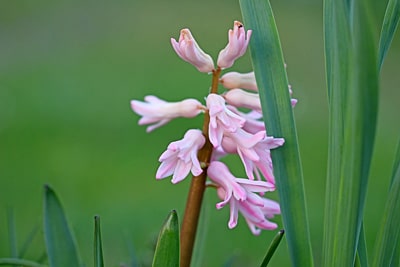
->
221 128 284 183
224 89 262 113
131 96 204 132
207 161 275 209
156 129 205 184
206 93 245 147
227 106 265 134
220 71 257 91
208 161 279 234
217 21 252 69
171 29 215 73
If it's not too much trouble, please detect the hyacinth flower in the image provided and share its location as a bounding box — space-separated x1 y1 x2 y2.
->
130 96 204 132
171 29 214 73
130 20 293 267
156 129 205 184
217 21 253 69
207 161 278 233
220 70 298 107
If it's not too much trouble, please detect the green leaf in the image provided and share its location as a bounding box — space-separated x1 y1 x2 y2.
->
323 0 379 265
378 0 400 70
0 258 47 267
239 1 313 266
260 230 285 267
372 140 400 266
152 210 179 267
322 0 352 263
94 215 104 267
43 185 81 267
19 226 40 258
356 224 369 267
7 208 18 258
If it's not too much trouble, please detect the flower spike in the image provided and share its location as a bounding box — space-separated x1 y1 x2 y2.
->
171 29 215 73
217 21 252 69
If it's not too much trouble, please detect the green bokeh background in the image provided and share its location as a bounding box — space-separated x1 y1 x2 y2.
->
0 1 399 266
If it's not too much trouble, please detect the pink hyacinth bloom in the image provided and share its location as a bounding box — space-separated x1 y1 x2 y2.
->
171 29 215 73
131 96 204 132
238 194 280 235
220 71 257 91
208 161 275 209
224 89 262 113
156 129 205 184
221 128 284 183
217 21 252 69
227 106 265 134
206 93 245 147
208 161 278 233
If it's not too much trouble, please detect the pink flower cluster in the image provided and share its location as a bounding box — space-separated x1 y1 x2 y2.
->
131 21 296 235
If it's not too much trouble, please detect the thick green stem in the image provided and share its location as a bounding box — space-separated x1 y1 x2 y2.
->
180 68 220 267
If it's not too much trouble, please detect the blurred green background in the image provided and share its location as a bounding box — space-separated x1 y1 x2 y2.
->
1 0 399 266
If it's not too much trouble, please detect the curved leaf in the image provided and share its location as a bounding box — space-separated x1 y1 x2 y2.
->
43 185 80 267
152 210 179 267
94 215 104 267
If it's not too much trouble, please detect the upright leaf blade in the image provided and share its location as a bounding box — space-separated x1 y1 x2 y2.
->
152 210 179 267
259 230 285 267
378 0 400 70
43 185 80 267
94 215 104 267
372 140 400 266
322 0 352 263
239 1 313 266
323 0 379 265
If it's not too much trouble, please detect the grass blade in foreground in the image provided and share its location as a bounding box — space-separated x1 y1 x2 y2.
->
372 140 400 266
259 230 285 267
94 216 104 267
0 258 47 267
152 210 179 267
43 185 81 267
378 0 400 70
322 0 351 263
239 0 313 266
324 0 379 265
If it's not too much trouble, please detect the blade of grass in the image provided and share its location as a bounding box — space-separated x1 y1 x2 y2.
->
324 0 379 265
0 258 46 267
152 210 180 267
239 0 313 266
43 185 80 267
259 230 285 267
322 0 352 264
7 208 18 258
356 223 369 267
19 226 40 258
372 140 400 266
94 216 104 267
378 0 400 70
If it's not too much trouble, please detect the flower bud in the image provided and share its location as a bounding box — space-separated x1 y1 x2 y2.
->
217 21 252 69
171 29 215 73
220 71 258 91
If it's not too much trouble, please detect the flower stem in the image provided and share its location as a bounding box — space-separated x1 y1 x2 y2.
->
180 68 221 267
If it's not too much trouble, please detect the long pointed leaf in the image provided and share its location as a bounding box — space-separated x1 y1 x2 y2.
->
94 215 104 267
378 0 400 70
239 1 313 266
7 208 18 258
259 230 285 267
372 140 400 266
322 0 352 263
323 0 379 265
43 185 80 267
152 210 179 267
356 224 369 267
0 258 46 267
